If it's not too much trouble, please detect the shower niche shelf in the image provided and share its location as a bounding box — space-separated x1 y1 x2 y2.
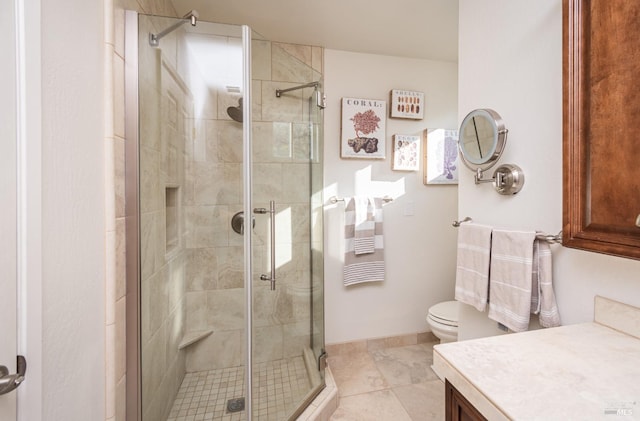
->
178 329 214 350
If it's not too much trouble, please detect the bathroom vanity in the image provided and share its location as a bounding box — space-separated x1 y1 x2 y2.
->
433 296 640 420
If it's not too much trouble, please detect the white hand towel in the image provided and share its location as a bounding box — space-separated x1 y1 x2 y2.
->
454 223 493 312
488 229 536 332
532 239 561 328
343 197 385 285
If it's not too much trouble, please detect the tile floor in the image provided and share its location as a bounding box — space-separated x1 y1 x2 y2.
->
166 356 310 421
327 341 445 420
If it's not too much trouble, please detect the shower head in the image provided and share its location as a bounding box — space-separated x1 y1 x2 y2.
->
149 9 199 47
227 98 243 123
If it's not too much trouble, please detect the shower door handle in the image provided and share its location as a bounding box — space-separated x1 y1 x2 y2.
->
255 200 276 290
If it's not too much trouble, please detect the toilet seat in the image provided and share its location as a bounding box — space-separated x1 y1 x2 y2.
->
428 301 459 327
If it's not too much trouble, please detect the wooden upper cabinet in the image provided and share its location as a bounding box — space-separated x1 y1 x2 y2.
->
563 0 640 259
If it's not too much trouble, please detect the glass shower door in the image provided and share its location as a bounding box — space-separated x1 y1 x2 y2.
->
249 41 326 416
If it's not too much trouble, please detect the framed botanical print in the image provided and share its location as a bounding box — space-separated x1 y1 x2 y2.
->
392 134 420 171
424 128 459 185
341 97 386 159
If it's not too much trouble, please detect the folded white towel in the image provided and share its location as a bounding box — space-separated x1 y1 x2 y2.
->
488 229 537 332
532 239 561 328
343 197 385 285
454 223 493 312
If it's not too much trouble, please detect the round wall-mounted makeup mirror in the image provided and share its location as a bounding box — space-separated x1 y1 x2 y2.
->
458 109 524 194
458 108 508 171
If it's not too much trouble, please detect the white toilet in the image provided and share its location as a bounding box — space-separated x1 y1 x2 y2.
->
426 301 459 343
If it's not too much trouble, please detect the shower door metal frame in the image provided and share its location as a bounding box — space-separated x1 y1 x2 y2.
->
241 23 254 420
124 10 142 421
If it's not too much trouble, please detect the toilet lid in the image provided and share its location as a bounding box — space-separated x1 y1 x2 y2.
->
429 301 459 326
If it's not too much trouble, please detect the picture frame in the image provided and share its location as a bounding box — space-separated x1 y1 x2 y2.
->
341 97 387 159
390 89 424 120
423 128 459 185
392 134 421 171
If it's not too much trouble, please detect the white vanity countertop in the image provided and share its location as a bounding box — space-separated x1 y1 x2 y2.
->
434 322 640 420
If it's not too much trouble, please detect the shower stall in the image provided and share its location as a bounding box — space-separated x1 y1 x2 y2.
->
125 11 325 421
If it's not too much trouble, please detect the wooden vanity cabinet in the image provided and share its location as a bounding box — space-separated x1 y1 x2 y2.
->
445 380 487 421
563 0 640 259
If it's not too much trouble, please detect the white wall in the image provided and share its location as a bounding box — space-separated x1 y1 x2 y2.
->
323 49 458 344
19 1 43 420
41 0 106 419
457 0 640 340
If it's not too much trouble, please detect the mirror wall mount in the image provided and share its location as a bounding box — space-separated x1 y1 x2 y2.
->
494 164 525 195
473 168 495 185
458 108 524 195
469 165 525 195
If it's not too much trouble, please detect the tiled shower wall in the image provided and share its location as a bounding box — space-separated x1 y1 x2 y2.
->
105 2 324 420
138 14 191 421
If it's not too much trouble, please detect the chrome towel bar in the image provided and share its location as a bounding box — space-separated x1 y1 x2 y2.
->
452 217 563 244
329 195 393 204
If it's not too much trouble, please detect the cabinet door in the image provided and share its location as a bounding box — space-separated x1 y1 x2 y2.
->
445 380 487 421
563 0 640 259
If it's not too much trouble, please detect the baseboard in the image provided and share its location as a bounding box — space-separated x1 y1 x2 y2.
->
325 331 438 356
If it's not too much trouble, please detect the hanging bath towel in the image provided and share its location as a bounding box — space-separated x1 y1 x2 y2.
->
454 223 493 311
343 197 385 286
531 239 561 328
353 197 376 255
488 229 537 332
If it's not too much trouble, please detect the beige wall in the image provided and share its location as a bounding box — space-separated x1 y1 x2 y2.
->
457 0 640 340
323 49 459 344
41 0 105 419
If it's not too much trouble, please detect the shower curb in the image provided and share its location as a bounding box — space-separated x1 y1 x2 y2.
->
295 366 338 420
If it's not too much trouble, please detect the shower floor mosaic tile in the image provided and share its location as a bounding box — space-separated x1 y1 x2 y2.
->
166 356 311 421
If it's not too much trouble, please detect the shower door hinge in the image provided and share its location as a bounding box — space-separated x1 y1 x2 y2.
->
318 349 327 371
316 91 326 109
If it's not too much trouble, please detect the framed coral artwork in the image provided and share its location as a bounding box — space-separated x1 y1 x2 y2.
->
423 129 459 185
340 97 386 159
392 134 420 171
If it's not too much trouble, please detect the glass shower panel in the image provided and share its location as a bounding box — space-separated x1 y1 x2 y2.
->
137 14 247 421
309 83 325 375
250 38 325 419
